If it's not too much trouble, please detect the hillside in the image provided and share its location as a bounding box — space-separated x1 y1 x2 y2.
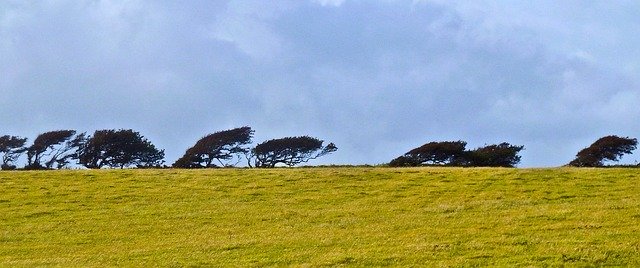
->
1 168 639 266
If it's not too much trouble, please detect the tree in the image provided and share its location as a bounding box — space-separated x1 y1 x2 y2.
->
396 141 467 166
77 129 165 169
173 127 253 168
465 142 525 167
0 135 28 170
389 140 523 167
26 130 83 169
251 136 337 167
568 135 637 167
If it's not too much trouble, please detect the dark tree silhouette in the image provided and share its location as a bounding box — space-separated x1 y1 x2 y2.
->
78 129 165 169
26 130 83 169
0 135 28 170
568 135 637 167
389 141 467 167
388 155 422 167
464 142 525 167
408 141 467 165
251 136 337 168
389 141 523 167
173 127 254 168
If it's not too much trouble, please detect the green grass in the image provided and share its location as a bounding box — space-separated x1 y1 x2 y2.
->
1 167 639 266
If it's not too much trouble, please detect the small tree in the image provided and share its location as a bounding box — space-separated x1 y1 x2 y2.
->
26 130 83 169
465 142 524 167
0 135 28 170
252 136 337 167
78 129 165 169
173 127 253 168
568 135 637 167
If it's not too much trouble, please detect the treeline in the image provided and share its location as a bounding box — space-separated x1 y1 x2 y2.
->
389 135 638 168
0 127 336 170
171 127 336 168
1 127 637 170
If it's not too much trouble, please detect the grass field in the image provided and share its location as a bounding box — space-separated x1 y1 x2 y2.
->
1 167 639 266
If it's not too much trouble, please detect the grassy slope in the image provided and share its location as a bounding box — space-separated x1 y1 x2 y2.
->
1 167 639 267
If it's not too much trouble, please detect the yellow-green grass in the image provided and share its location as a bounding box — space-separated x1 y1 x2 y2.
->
1 167 639 267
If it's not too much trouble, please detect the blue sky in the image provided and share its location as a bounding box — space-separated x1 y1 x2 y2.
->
2 0 640 167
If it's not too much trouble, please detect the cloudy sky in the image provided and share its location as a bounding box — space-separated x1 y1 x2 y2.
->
2 0 640 167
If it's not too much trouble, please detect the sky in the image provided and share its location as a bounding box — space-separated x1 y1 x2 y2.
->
2 0 640 167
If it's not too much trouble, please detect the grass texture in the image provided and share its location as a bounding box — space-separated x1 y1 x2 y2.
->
1 167 639 266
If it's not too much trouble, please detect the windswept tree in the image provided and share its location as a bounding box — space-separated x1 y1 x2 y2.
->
251 136 337 168
78 129 165 169
390 141 467 167
568 135 637 167
465 142 525 167
26 130 84 169
173 127 253 168
0 135 28 170
389 140 524 167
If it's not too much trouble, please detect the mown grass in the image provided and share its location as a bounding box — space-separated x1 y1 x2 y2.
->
1 167 639 266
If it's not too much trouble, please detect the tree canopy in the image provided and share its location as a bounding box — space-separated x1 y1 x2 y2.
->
389 141 467 167
252 136 337 168
390 140 524 167
173 127 253 168
568 135 637 167
465 143 525 167
77 129 165 169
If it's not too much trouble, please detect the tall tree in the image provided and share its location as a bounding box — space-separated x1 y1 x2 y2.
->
0 135 28 170
173 127 253 168
26 130 82 169
78 129 165 169
568 135 637 167
251 136 337 168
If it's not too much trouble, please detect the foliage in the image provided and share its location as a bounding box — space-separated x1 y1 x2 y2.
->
1 168 640 266
568 135 637 167
390 141 467 167
388 155 421 167
25 130 83 170
391 141 523 167
0 135 27 170
252 136 337 167
465 142 525 167
173 127 253 168
77 129 165 169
